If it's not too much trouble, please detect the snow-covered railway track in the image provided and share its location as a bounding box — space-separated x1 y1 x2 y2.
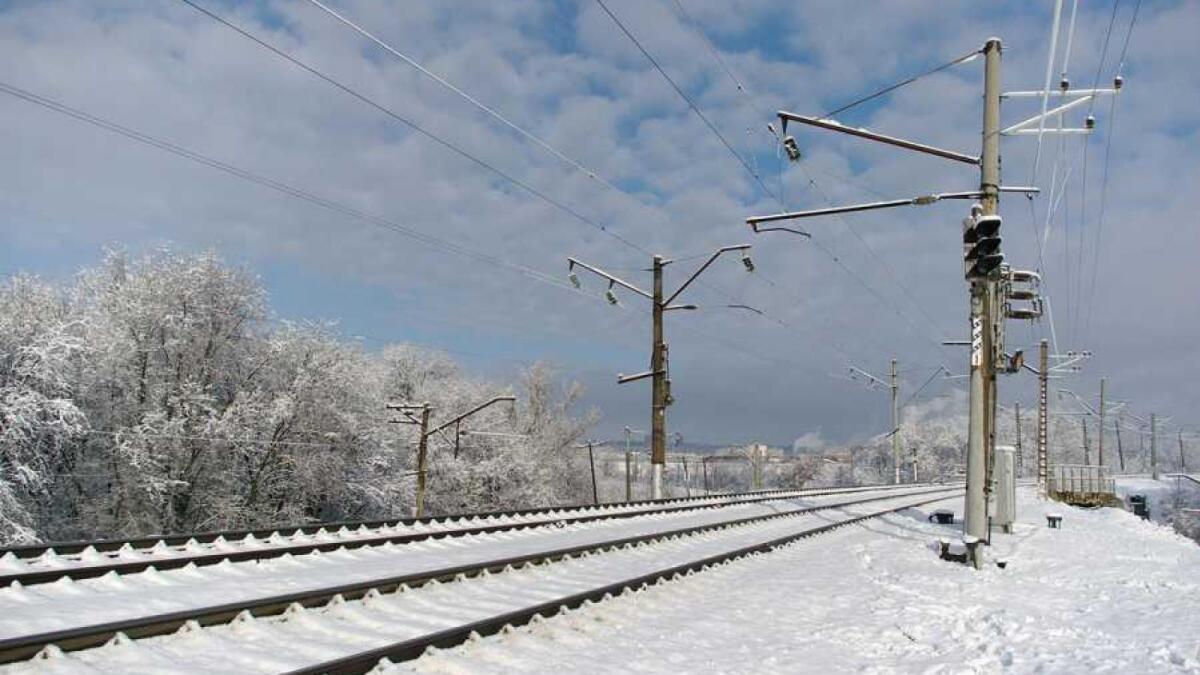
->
0 484 927 588
0 486 959 668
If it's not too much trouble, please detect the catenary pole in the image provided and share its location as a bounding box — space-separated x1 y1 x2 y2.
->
1115 412 1126 471
891 358 901 484
1098 377 1106 467
1180 431 1187 472
1014 401 1024 476
1037 339 1049 496
588 441 599 505
1151 413 1159 480
1082 418 1091 464
651 255 667 499
964 37 1002 566
624 427 633 502
414 405 432 518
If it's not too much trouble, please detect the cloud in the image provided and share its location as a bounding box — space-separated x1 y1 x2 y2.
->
0 0 1194 446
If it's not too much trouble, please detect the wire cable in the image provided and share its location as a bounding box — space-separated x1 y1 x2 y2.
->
899 366 947 410
657 3 957 362
301 0 635 204
183 0 847 375
592 0 777 202
820 48 982 119
1081 0 1141 340
0 80 588 298
177 0 651 256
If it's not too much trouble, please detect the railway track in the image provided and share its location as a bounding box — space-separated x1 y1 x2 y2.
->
0 485 960 670
3 486 858 560
0 483 931 588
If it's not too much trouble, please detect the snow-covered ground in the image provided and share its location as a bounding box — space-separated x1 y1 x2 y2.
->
399 486 1200 674
3 490 951 673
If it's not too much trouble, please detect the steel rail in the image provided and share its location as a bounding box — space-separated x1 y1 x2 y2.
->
294 491 958 673
1 485 885 559
0 486 960 664
0 483 932 588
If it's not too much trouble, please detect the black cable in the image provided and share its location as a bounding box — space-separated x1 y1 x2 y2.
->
821 49 982 119
592 0 777 202
178 0 651 257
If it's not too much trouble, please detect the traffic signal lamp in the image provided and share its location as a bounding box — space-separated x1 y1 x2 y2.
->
963 213 1003 279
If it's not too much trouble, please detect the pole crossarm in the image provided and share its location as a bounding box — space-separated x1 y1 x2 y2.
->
664 245 752 306
1002 87 1120 98
427 395 517 438
1008 128 1093 136
567 257 652 299
726 303 764 315
745 188 1038 227
777 111 980 165
617 369 662 384
848 365 889 390
1001 94 1094 134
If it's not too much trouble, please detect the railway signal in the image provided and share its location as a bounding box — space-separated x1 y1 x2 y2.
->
963 213 1004 279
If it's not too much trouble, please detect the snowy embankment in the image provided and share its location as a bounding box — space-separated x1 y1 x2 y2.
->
400 486 1200 674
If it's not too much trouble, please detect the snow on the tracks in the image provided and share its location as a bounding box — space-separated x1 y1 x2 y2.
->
0 485 903 582
2 491 952 674
0 487 946 641
397 487 1200 674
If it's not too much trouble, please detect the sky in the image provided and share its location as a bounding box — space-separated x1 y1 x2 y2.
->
1 0 1196 448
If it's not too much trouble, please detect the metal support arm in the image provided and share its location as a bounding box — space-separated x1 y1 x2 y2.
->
664 245 751 306
777 111 980 165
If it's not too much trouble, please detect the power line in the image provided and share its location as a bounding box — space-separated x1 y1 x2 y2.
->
795 167 955 353
646 4 955 363
300 0 636 208
177 0 651 257
592 0 777 201
820 48 982 119
1081 0 1141 341
0 80 593 300
183 0 856 376
1073 0 1120 347
82 428 370 450
899 366 949 410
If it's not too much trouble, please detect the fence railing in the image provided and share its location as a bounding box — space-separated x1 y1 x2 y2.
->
1047 464 1115 496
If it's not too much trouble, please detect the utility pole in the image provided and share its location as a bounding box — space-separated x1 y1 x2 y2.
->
745 37 1054 567
891 358 901 484
387 395 516 518
1037 339 1049 497
1115 413 1125 472
650 255 667 499
568 246 755 500
1081 418 1091 465
1098 377 1106 467
1151 413 1159 480
623 426 636 502
1013 401 1023 476
963 38 1004 565
587 441 599 505
1180 431 1187 473
414 405 432 518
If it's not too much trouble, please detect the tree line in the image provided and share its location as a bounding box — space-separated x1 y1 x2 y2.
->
0 249 594 545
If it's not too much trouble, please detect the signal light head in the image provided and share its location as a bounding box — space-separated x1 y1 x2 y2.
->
974 214 1001 237
741 253 755 272
783 136 801 162
605 281 619 305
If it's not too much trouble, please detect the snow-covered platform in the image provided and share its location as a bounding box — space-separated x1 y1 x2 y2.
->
399 486 1200 673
